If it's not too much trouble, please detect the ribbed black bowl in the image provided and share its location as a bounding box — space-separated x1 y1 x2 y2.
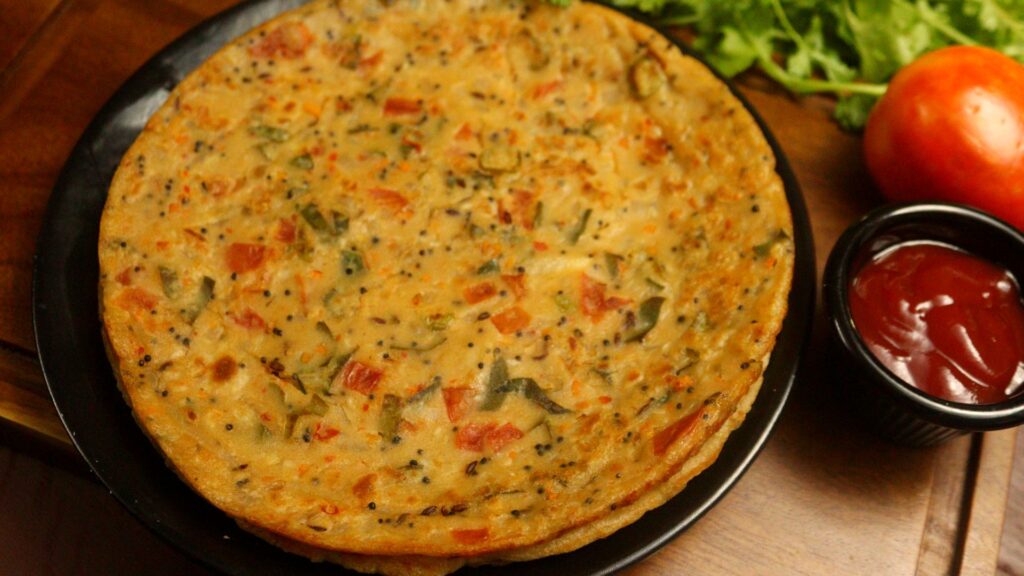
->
823 202 1024 446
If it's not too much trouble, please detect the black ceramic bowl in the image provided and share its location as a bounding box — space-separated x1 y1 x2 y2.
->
823 202 1024 446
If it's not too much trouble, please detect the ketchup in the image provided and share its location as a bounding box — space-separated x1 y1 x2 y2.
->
849 242 1024 404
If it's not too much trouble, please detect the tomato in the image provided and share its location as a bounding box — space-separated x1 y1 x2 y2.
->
864 46 1024 229
382 97 422 116
462 282 497 304
368 187 410 212
225 242 266 274
339 361 383 396
579 273 629 322
442 387 473 423
490 306 531 334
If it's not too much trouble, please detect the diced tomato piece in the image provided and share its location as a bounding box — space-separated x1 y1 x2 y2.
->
532 80 562 99
455 422 523 452
510 190 536 229
275 218 296 243
652 408 703 456
451 528 490 545
249 23 314 59
360 50 383 68
486 423 523 451
352 473 377 500
491 306 531 334
455 422 494 452
579 273 629 322
340 361 383 396
368 187 409 212
455 123 474 141
313 423 341 441
115 267 133 286
443 387 474 423
383 97 422 116
231 308 266 330
116 288 158 311
463 282 497 304
643 136 671 164
226 242 267 274
533 241 548 251
500 274 527 300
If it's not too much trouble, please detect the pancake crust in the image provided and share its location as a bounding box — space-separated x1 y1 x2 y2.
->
99 0 794 570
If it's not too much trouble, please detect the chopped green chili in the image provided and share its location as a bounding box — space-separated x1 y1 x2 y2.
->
624 297 665 342
566 208 592 245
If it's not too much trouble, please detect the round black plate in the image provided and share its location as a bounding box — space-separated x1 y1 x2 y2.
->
33 2 815 574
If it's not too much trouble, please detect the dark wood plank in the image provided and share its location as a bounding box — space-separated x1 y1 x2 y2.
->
0 0 237 352
0 442 216 575
998 427 1024 576
0 0 64 74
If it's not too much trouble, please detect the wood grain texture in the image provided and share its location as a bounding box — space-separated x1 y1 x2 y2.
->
962 430 1016 576
0 0 238 352
0 0 1020 574
998 427 1024 576
0 0 64 75
0 443 216 575
917 435 974 576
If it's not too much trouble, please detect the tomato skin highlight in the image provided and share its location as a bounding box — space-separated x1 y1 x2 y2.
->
864 46 1024 229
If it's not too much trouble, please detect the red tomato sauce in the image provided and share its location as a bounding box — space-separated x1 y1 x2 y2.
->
849 242 1024 404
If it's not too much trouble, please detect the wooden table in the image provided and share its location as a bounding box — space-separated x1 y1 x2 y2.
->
0 1 1021 574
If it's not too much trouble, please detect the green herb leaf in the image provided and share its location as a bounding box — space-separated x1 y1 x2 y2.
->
753 228 790 258
379 394 403 441
554 293 575 313
533 201 545 228
389 335 448 352
182 276 215 324
408 377 442 404
290 153 314 170
300 204 330 234
566 208 592 245
625 296 665 342
480 356 510 410
159 266 180 299
517 378 571 414
490 378 571 414
605 253 624 279
341 250 365 275
250 125 289 142
476 259 501 275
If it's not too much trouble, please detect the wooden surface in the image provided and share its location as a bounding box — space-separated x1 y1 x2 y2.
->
0 1 1021 575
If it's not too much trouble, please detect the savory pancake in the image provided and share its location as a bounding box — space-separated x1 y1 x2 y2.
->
98 0 793 571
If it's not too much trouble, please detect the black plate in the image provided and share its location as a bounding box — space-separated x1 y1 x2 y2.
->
33 2 815 574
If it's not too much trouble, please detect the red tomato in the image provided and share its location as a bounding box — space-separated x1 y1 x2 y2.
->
463 282 497 304
450 528 489 545
368 187 410 212
500 274 527 300
339 361 383 396
442 387 473 423
579 273 629 322
225 242 266 274
383 97 422 116
490 306 531 334
485 423 524 452
864 46 1024 228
